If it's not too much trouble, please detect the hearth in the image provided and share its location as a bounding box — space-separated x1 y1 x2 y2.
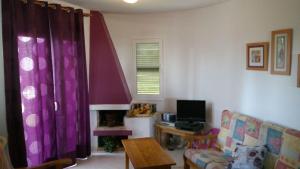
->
98 110 127 127
95 110 132 152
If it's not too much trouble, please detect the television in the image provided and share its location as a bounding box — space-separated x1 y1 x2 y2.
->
176 100 206 122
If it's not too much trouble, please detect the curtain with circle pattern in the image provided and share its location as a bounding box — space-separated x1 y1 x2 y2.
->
2 0 90 167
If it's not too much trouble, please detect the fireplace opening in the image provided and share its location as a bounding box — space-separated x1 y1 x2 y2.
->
95 110 131 152
98 110 127 127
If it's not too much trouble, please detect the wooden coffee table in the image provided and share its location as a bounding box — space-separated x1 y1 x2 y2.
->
122 138 176 169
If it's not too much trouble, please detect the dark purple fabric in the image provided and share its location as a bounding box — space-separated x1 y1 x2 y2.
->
2 1 90 167
48 4 91 161
49 5 78 160
89 11 132 104
49 4 91 161
2 0 27 167
16 2 56 167
74 10 91 158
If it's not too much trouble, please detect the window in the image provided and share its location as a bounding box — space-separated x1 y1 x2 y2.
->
135 40 162 97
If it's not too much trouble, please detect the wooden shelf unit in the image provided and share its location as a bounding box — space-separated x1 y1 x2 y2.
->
155 124 203 146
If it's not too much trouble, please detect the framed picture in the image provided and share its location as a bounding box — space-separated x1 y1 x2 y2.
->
271 29 293 75
298 54 300 88
246 42 269 71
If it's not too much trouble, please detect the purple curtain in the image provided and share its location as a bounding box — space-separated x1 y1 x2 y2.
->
48 4 91 159
2 1 90 167
16 2 56 166
74 10 91 158
2 0 27 167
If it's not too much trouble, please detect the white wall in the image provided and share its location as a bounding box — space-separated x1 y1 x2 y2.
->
103 0 300 130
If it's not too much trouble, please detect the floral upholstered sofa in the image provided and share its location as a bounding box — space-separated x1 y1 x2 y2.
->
184 110 300 169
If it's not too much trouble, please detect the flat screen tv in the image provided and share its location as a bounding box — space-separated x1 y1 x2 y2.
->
176 100 206 122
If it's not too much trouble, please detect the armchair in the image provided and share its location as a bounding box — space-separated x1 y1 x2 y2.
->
0 136 72 169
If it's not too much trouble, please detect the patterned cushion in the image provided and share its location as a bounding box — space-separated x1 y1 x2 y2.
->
221 110 233 130
276 129 300 169
228 144 267 169
275 160 295 169
192 128 220 150
185 149 232 169
223 114 247 156
244 117 263 146
218 110 235 150
232 119 246 142
260 122 285 169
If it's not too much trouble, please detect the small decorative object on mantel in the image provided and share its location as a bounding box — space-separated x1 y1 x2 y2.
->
298 54 300 88
246 42 269 71
127 103 156 117
271 29 293 75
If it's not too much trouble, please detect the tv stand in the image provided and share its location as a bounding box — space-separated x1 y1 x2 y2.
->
175 121 204 132
155 124 204 146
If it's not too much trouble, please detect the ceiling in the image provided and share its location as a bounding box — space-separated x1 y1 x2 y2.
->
63 0 228 13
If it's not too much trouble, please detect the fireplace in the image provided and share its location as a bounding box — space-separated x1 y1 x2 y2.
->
94 110 132 152
88 12 134 152
98 110 127 127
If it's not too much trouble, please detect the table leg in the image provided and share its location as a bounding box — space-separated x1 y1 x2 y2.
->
156 127 161 144
158 128 162 145
125 152 129 169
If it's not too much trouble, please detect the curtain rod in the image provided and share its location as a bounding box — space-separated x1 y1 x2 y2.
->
20 0 91 17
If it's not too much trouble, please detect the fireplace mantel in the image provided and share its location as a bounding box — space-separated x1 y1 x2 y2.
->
89 104 131 111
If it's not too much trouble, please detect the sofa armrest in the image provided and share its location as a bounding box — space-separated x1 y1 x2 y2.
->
16 158 73 169
187 134 219 149
0 136 7 148
1 136 73 169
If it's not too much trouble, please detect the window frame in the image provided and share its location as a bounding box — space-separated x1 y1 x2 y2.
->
133 39 164 100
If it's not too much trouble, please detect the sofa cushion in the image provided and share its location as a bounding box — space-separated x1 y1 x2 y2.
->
275 129 300 169
232 119 246 142
243 116 263 146
260 122 285 169
275 160 295 169
223 114 248 156
185 149 232 169
221 110 233 130
218 110 235 150
218 110 244 154
192 128 220 150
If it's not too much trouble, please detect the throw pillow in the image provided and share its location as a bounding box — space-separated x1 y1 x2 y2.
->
227 144 267 169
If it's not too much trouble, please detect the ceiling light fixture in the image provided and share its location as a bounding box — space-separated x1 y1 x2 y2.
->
123 0 138 4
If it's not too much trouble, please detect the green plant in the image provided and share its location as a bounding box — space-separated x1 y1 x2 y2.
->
102 137 117 153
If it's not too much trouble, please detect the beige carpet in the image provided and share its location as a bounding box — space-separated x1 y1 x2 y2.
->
72 149 185 169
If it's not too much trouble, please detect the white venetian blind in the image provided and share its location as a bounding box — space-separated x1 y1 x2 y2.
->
136 42 160 95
